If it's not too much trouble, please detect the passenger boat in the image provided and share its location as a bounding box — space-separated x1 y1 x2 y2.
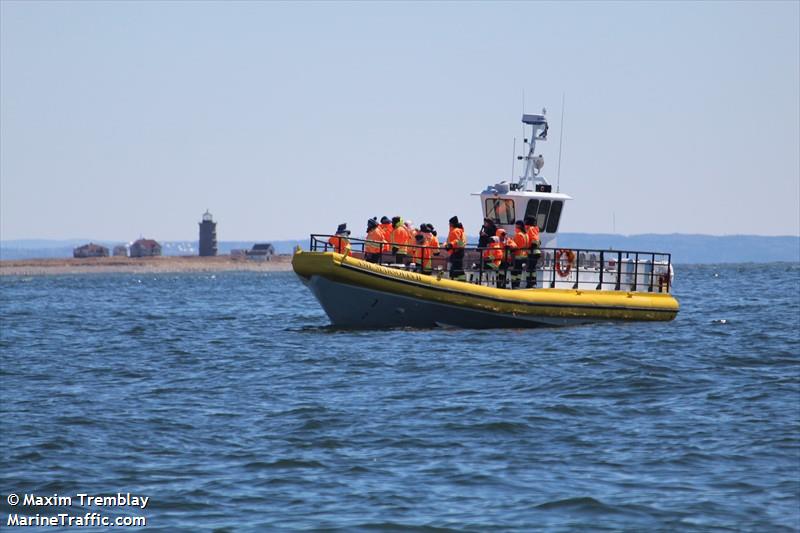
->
293 111 679 328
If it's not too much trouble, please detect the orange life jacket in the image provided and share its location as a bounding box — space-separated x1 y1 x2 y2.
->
483 241 504 268
526 225 540 248
447 227 465 255
365 228 385 254
327 235 351 255
411 244 433 270
391 225 411 254
379 223 393 252
512 230 529 258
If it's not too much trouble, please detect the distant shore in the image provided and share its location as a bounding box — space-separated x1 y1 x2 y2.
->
0 255 293 276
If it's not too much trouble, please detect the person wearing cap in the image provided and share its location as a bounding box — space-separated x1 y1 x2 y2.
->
445 216 466 281
327 223 352 256
418 224 440 271
430 228 439 247
378 216 393 253
422 224 440 253
390 216 411 264
525 216 542 287
411 232 433 274
510 220 530 289
364 218 386 263
525 216 541 246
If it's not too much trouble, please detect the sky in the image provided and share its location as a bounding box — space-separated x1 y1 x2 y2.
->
1 1 798 241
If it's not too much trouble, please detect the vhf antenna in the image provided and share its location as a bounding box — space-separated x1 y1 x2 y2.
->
556 92 566 193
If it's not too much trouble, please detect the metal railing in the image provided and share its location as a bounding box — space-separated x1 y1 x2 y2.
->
309 234 673 293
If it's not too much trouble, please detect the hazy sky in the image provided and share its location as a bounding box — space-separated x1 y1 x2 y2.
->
2 1 798 241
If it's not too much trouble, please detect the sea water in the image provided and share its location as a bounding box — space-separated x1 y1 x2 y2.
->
1 263 798 531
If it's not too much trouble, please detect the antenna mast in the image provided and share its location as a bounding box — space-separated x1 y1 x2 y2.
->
518 110 548 189
556 93 565 193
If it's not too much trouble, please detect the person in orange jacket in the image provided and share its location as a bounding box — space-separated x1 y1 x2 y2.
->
410 233 433 274
417 223 439 272
525 216 541 245
405 220 417 241
378 216 393 253
327 223 351 256
422 224 440 251
481 235 506 287
390 216 410 264
482 236 502 269
496 228 516 288
364 218 386 263
511 220 530 288
445 216 466 281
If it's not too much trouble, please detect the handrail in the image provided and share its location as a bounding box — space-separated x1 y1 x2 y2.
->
307 234 672 294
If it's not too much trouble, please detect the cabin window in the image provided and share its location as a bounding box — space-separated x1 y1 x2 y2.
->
536 200 551 229
525 200 539 222
546 201 563 233
485 199 515 224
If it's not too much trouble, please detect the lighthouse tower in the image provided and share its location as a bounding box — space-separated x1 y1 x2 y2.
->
199 210 218 257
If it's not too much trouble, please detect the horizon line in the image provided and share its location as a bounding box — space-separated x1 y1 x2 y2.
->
2 232 800 244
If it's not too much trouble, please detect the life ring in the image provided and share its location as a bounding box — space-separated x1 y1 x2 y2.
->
555 249 573 277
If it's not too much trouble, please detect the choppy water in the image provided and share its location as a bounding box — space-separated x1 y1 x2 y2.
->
1 263 799 531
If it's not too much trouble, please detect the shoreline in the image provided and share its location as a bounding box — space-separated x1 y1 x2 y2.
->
0 255 294 276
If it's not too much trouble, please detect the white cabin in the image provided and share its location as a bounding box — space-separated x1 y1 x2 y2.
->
474 111 571 248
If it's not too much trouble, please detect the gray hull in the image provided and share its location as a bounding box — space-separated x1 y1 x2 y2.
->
304 275 595 329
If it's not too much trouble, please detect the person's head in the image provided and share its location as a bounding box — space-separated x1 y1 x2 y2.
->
449 216 459 227
380 216 391 225
483 217 494 228
405 220 413 229
515 220 526 233
431 230 437 237
392 216 402 227
415 233 425 243
497 228 507 238
367 218 378 230
336 223 350 236
526 216 538 227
